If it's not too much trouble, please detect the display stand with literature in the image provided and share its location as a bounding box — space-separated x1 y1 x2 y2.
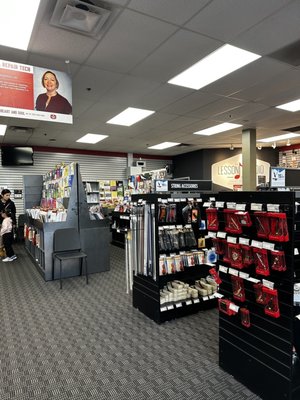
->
25 163 110 281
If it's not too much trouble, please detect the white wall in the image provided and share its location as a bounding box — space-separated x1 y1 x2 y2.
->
0 150 171 216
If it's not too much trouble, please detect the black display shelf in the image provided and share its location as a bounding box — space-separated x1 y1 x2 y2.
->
131 192 218 324
217 190 300 400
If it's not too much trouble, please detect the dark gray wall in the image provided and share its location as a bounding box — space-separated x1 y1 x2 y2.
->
173 148 278 180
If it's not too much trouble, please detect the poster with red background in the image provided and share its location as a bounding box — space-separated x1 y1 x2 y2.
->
0 59 72 124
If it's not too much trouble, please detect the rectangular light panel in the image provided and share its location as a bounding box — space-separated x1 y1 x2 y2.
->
168 44 261 90
276 99 300 112
107 107 155 126
193 122 242 136
0 0 41 50
258 132 300 143
76 133 108 144
148 142 180 150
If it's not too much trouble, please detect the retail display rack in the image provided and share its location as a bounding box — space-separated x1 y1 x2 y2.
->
131 193 220 324
24 162 110 281
216 191 300 400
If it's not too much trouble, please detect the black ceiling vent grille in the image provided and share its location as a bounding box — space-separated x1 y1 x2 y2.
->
268 40 300 66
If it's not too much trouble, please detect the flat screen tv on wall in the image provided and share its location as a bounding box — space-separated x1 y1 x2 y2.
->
1 147 34 166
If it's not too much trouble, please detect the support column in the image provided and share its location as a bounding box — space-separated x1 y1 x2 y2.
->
242 128 256 190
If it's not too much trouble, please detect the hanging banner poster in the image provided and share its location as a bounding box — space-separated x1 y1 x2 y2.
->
212 154 270 190
0 59 72 124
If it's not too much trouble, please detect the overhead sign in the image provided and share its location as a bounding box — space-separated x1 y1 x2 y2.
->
0 59 72 124
155 180 212 192
212 154 270 190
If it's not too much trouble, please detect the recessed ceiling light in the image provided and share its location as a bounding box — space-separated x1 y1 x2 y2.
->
148 142 180 150
0 0 41 50
0 125 7 136
258 132 300 142
76 133 108 144
193 122 242 136
276 99 300 112
106 107 155 126
168 44 261 90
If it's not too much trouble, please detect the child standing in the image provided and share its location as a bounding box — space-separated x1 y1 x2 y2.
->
1 210 17 262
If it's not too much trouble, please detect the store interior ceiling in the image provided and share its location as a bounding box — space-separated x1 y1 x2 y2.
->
1 0 300 156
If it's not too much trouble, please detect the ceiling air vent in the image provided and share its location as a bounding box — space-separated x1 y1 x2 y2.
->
50 0 112 37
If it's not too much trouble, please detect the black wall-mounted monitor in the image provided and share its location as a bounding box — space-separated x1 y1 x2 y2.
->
1 146 34 166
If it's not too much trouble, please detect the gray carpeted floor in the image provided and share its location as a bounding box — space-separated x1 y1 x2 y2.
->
0 244 262 400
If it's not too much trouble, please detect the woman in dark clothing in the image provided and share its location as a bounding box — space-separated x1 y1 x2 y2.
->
0 189 16 226
35 70 72 115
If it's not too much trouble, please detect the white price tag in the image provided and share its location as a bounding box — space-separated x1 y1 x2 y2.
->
228 268 239 276
296 314 300 320
186 300 192 306
247 277 261 283
267 204 280 212
174 198 180 203
181 199 186 202
209 294 216 300
239 237 250 245
236 203 246 211
217 231 227 238
262 242 275 251
161 199 168 204
117 229 120 233
229 303 239 312
295 248 299 255
239 272 250 279
251 203 263 211
251 240 263 248
262 279 274 290
160 307 167 312
216 201 225 208
196 198 202 203
176 225 183 229
187 198 194 201
208 231 217 238
167 305 174 310
214 293 224 298
203 202 211 207
209 197 216 201
203 296 209 301
219 265 228 274
226 202 236 209
175 302 182 308
167 198 173 202
227 236 237 244
193 298 200 304
120 215 130 220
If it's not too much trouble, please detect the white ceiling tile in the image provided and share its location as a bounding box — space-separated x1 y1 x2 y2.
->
86 9 177 73
232 1 300 55
187 97 245 119
185 0 288 42
30 24 98 64
131 29 220 81
102 75 162 105
204 58 291 97
128 0 211 25
161 91 220 115
72 66 123 102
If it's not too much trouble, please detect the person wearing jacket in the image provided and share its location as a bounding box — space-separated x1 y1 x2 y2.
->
0 189 16 226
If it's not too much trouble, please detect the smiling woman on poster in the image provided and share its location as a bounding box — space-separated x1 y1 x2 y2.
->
35 70 72 115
